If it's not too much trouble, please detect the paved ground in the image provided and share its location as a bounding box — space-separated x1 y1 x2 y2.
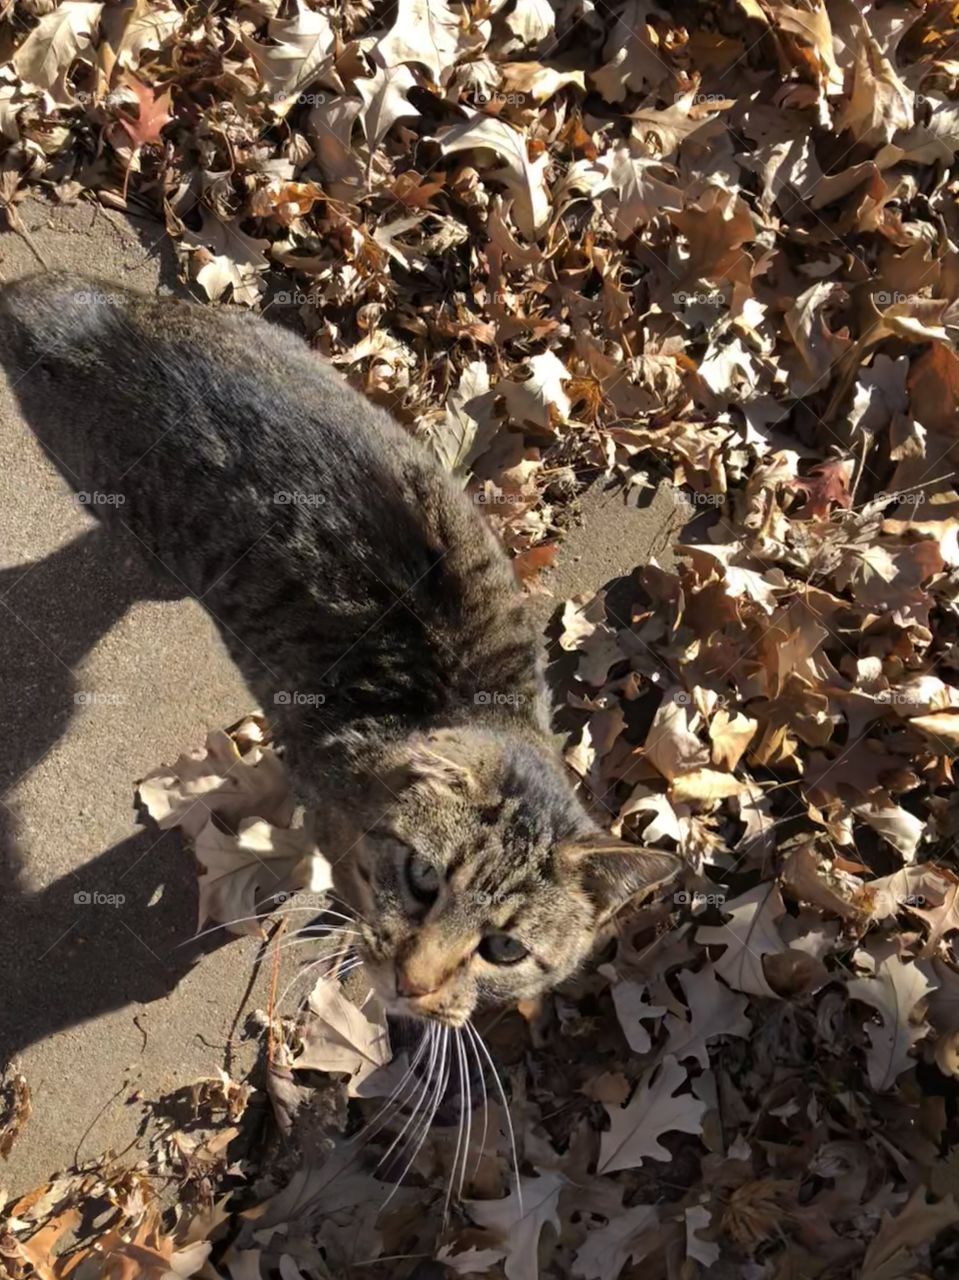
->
0 195 683 1194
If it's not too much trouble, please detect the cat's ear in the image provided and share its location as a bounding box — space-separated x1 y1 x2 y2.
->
560 836 681 923
398 733 479 797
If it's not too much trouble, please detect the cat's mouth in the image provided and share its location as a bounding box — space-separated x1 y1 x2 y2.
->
362 959 469 1027
391 998 467 1028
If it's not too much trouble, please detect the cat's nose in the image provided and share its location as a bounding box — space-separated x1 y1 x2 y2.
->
395 966 439 998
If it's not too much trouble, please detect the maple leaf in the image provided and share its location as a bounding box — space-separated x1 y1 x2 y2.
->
597 1056 707 1174
114 77 173 150
784 458 853 520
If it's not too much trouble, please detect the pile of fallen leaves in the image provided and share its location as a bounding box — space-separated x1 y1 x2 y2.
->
5 678 959 1278
6 0 959 1275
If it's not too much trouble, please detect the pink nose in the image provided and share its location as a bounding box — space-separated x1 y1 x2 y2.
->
395 967 437 998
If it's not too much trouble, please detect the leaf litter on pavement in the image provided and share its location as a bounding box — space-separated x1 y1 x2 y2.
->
4 0 959 1276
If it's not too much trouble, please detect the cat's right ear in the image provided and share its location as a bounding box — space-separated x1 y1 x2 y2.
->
559 836 681 924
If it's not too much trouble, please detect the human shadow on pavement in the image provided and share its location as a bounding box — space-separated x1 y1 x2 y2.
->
0 818 223 1065
0 525 176 802
0 523 210 1065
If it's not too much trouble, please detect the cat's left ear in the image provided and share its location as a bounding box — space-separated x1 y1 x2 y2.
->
560 837 681 923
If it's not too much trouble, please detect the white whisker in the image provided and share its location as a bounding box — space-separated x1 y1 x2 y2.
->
352 1027 431 1149
326 893 374 929
468 1022 522 1214
444 1031 467 1219
458 1028 473 1200
465 1021 489 1178
273 948 357 1014
177 902 343 947
376 1023 439 1175
270 929 359 958
383 1024 450 1208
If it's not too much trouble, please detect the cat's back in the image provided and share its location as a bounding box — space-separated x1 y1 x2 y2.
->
0 272 523 676
0 269 403 479
0 272 453 587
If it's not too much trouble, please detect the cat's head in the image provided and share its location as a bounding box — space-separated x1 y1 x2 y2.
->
329 727 679 1026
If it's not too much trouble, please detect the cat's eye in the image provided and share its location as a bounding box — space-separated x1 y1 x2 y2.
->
405 851 441 903
478 932 528 965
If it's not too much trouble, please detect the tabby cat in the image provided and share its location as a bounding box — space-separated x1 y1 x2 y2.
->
0 272 678 1028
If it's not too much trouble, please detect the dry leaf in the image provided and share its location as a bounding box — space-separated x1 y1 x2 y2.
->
466 1171 565 1280
13 2 103 94
597 1056 708 1174
138 724 293 838
193 815 330 935
695 884 787 1000
295 980 391 1094
439 115 550 238
848 956 936 1091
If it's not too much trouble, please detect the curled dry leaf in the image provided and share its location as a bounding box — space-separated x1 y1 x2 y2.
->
193 815 329 936
138 719 293 838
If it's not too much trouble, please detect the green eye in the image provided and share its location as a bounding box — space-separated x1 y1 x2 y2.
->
406 851 441 903
478 932 528 965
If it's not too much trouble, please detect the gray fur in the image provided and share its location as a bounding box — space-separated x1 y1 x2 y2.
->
0 272 678 1024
